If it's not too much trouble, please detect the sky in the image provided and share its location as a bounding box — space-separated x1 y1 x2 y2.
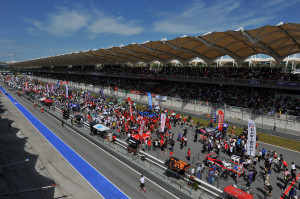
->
0 0 299 62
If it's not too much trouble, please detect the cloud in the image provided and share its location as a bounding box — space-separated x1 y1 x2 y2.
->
25 7 89 36
88 15 143 36
25 6 143 37
152 0 297 34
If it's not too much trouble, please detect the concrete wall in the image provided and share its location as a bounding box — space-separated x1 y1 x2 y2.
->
34 77 300 131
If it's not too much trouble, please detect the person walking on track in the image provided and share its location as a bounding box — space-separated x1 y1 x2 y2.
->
139 174 146 193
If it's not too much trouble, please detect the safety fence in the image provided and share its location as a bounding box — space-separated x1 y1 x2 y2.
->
22 70 300 90
4 79 277 198
5 85 221 199
33 76 300 134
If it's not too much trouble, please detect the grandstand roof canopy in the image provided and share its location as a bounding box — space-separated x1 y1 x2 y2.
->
6 22 300 68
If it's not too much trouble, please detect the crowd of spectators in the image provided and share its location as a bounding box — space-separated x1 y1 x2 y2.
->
35 65 300 82
34 72 300 116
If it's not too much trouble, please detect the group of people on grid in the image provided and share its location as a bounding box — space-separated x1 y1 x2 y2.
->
11 77 299 197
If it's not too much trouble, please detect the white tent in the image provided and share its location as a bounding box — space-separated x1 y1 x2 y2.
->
93 124 110 132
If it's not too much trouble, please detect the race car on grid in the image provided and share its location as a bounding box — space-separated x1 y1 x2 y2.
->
204 152 244 177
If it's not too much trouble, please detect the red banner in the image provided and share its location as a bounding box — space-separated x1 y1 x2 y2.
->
60 81 69 84
218 110 224 131
160 113 166 132
139 117 147 136
25 81 28 90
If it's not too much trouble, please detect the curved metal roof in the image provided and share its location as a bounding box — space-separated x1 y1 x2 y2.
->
7 22 300 68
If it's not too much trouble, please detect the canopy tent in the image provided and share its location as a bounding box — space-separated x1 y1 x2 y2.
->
93 124 110 132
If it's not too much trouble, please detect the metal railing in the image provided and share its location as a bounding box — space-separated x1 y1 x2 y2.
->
19 69 300 90
8 86 222 199
31 76 300 138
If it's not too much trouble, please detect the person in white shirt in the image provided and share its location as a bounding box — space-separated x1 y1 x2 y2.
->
139 174 146 193
191 166 195 176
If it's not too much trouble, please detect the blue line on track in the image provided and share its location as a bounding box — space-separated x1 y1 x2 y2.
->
1 87 129 199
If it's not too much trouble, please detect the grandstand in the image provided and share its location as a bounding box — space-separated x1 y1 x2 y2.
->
3 22 300 121
4 23 300 68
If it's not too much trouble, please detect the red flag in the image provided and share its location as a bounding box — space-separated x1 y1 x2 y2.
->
218 110 224 131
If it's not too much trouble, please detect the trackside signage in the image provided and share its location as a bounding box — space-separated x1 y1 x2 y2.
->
139 117 146 136
217 110 224 131
247 119 256 157
160 113 166 132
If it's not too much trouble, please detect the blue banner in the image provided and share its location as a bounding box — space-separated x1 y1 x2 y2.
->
87 90 91 100
147 92 152 110
99 86 104 97
57 81 60 89
213 106 217 123
66 85 68 98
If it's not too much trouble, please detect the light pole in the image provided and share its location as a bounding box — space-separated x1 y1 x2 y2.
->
0 158 29 169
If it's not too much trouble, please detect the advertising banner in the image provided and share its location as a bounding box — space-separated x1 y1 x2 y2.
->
156 95 167 101
213 106 217 123
247 119 256 157
66 85 68 98
147 92 152 110
217 110 224 131
99 86 104 97
51 83 54 93
139 117 147 136
128 97 133 118
160 113 166 132
46 84 49 94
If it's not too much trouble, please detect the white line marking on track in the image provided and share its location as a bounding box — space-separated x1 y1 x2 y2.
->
46 112 180 199
259 141 300 153
4 91 130 199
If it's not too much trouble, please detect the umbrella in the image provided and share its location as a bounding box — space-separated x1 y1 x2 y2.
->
172 113 176 115
109 102 114 105
223 123 229 128
154 102 158 106
133 103 136 106
154 106 160 110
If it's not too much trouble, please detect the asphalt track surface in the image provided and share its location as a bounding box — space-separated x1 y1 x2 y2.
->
3 88 178 199
5 83 300 199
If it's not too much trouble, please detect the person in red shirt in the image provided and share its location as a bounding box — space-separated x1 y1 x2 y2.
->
147 139 152 151
170 151 174 158
283 160 288 169
187 148 191 161
112 134 116 143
